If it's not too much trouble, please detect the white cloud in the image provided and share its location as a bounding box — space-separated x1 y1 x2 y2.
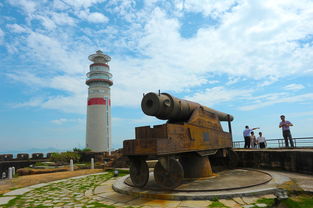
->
7 72 46 86
4 0 313 113
239 93 313 111
7 24 27 33
62 0 104 9
51 118 84 124
79 11 109 23
51 12 76 26
8 0 37 14
285 84 304 91
14 98 44 108
177 0 238 17
0 29 4 44
186 86 252 107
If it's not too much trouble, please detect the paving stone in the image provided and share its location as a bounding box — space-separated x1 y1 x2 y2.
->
242 196 259 204
178 200 212 208
256 203 268 207
98 199 116 205
85 189 93 197
4 187 32 196
219 199 241 208
27 183 49 189
94 185 112 194
126 197 153 205
243 205 255 208
104 192 138 203
143 199 181 208
96 190 118 198
0 196 16 205
260 194 276 199
233 197 246 205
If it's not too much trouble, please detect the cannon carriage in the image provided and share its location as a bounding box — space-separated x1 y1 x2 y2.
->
123 92 238 189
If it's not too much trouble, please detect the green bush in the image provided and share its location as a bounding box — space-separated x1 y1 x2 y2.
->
73 147 92 153
49 152 80 164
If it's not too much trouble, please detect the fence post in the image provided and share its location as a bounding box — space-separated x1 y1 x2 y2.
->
8 167 12 179
70 159 74 171
12 167 15 176
91 158 94 169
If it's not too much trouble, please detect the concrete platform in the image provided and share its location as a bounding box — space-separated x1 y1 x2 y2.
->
113 169 290 200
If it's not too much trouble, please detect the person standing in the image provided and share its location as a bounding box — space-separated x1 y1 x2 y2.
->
279 115 294 148
257 132 267 149
250 131 257 148
243 126 259 148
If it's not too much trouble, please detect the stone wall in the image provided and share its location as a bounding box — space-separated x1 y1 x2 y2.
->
235 149 313 174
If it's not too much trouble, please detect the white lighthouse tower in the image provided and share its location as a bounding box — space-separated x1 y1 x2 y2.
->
85 50 113 152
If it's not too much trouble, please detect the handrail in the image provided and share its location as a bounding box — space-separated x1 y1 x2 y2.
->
233 137 313 148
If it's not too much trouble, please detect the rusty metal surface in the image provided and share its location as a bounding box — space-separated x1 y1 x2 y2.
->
129 158 149 187
180 153 213 178
123 92 235 188
123 107 232 156
154 157 184 189
141 92 233 122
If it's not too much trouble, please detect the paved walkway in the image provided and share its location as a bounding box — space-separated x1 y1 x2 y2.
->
0 169 312 208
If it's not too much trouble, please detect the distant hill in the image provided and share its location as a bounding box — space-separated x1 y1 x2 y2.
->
0 147 67 156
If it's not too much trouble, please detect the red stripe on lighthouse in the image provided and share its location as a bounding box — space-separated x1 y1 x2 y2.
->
88 98 106 105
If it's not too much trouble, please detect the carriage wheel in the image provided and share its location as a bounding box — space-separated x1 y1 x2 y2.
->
129 159 149 187
154 158 184 189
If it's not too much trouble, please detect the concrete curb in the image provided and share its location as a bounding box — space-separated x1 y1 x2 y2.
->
112 169 295 201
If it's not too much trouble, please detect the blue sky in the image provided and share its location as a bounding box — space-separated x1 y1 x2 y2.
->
0 0 313 153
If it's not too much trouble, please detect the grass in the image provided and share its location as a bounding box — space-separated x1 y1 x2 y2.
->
255 198 275 207
0 169 103 195
1 171 114 208
1 195 22 208
84 202 116 207
208 201 229 208
281 194 313 208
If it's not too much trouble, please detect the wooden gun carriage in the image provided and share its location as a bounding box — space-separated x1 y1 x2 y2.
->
123 92 238 189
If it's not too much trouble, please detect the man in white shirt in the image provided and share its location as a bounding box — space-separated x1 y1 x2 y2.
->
257 132 266 149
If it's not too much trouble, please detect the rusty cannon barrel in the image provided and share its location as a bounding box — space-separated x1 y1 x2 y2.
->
141 92 234 122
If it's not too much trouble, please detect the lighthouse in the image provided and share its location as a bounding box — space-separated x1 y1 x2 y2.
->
85 50 113 152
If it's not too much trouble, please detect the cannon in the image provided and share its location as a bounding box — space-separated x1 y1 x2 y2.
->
123 92 238 189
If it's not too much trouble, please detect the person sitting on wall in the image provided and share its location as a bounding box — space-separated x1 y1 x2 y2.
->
243 126 259 148
257 132 267 149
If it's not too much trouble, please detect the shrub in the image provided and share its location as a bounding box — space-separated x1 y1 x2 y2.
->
49 152 80 165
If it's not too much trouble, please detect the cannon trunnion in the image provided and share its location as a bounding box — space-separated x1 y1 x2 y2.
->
123 92 237 189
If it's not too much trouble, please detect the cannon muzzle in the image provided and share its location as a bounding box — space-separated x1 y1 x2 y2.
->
141 92 233 122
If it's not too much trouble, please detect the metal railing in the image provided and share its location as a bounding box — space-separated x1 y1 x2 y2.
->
233 137 313 148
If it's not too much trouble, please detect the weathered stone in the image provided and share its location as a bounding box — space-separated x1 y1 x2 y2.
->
256 203 268 207
219 199 241 208
232 197 246 205
104 192 137 203
242 196 259 204
179 200 212 208
126 198 153 206
260 194 276 199
0 196 15 205
4 187 32 196
143 199 181 208
94 185 111 194
242 205 255 208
